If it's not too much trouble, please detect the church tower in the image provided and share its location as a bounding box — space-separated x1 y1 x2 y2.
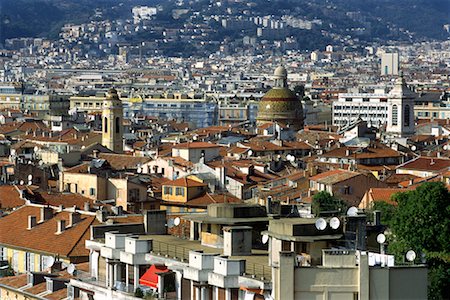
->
102 88 123 153
386 74 415 138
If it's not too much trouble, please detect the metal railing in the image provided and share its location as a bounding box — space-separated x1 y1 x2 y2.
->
150 240 272 281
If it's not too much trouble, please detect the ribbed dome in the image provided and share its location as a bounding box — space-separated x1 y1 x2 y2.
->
274 65 287 78
262 88 297 101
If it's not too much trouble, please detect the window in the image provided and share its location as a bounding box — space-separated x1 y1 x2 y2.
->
206 224 211 233
90 188 96 196
175 187 185 196
404 105 411 126
392 104 398 125
115 117 120 133
104 117 108 133
163 186 173 195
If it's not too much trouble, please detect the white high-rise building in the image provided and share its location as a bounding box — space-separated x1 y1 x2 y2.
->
381 52 399 76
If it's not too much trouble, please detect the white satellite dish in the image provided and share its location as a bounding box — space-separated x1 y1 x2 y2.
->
329 217 340 229
411 145 417 151
28 180 32 186
137 166 142 174
27 174 33 181
167 219 174 228
44 256 55 269
377 233 386 244
67 263 76 275
444 145 448 151
19 180 24 185
406 250 416 262
248 150 253 156
347 206 358 216
286 154 292 161
262 234 269 244
315 218 327 230
174 217 181 226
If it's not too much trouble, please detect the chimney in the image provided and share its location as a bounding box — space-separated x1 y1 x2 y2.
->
69 212 81 226
58 204 64 212
56 219 66 234
92 150 99 158
373 210 381 226
84 202 90 211
345 149 351 156
40 207 53 222
28 215 37 229
409 179 414 186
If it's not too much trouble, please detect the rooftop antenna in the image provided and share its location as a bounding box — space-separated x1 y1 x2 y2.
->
377 233 387 266
67 263 76 275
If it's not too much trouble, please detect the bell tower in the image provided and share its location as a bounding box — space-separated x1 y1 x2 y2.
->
102 88 123 153
386 74 415 138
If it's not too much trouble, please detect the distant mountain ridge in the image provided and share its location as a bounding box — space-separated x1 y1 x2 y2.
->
0 0 448 43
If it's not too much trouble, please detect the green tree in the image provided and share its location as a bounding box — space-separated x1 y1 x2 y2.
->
371 200 397 226
389 182 450 300
312 191 347 216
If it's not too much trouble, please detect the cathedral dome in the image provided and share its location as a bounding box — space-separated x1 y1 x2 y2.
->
256 66 304 130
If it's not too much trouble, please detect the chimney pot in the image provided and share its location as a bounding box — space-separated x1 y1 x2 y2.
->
84 202 90 211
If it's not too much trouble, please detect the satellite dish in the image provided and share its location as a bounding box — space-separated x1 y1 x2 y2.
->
444 145 448 151
28 180 32 186
406 250 416 262
19 180 24 185
411 145 417 151
248 150 253 156
329 217 340 229
34 146 39 152
315 218 327 230
167 219 174 228
44 256 55 269
262 234 269 244
27 174 33 181
347 206 358 216
137 166 142 174
174 217 181 226
286 154 292 161
67 263 76 275
377 233 386 244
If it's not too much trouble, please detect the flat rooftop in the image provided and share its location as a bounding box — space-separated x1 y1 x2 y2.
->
146 234 271 281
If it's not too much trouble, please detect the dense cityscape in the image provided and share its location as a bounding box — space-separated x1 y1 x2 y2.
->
0 0 449 299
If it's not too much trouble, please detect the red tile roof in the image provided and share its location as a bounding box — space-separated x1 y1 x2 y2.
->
163 177 207 188
173 142 221 149
0 206 96 259
0 186 25 210
398 156 450 172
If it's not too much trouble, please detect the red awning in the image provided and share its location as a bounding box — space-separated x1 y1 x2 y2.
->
139 265 169 289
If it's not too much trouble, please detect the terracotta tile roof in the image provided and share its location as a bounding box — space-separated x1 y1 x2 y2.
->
0 185 25 210
45 288 68 300
24 281 47 294
0 206 96 259
0 274 28 288
163 177 207 188
383 173 420 185
36 192 95 209
398 156 450 172
173 142 221 149
368 188 405 205
98 153 151 170
309 169 360 185
322 145 401 159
